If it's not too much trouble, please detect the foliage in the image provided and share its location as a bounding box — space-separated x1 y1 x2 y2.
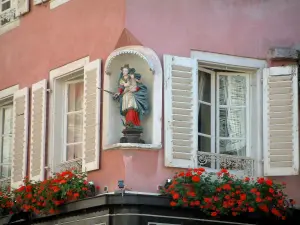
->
0 169 99 216
162 168 294 220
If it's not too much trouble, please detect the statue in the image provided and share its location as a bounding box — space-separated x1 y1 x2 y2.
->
113 64 149 143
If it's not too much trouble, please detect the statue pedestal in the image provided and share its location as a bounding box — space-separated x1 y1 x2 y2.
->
120 128 145 144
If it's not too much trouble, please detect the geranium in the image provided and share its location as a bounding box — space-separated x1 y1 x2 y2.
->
0 169 98 216
162 168 293 220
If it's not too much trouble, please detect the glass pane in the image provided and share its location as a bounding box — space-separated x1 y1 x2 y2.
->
198 71 211 103
219 139 246 156
219 108 246 138
67 113 83 144
198 135 211 152
1 137 11 163
198 103 211 135
0 164 11 178
68 82 84 112
1 1 10 11
2 106 12 134
66 144 82 161
219 75 246 106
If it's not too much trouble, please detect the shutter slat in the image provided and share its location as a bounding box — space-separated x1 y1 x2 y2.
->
82 59 101 172
11 88 29 189
263 66 299 176
29 80 47 182
164 55 198 168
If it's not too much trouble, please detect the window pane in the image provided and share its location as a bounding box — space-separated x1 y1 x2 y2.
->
67 113 83 143
198 103 211 135
219 108 246 138
2 106 12 134
198 71 211 103
68 82 83 112
198 135 211 152
66 144 82 161
219 75 246 106
1 1 10 12
219 139 246 156
0 164 10 178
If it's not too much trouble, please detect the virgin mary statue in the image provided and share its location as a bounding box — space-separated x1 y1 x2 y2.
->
114 64 149 130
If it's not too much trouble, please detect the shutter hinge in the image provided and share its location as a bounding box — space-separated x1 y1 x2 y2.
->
46 89 52 93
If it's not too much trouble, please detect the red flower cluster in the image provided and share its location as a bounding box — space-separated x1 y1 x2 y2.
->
0 169 99 216
164 168 292 220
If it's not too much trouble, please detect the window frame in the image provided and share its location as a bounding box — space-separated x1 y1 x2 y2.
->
191 51 267 177
0 0 20 36
0 85 18 187
49 57 89 173
0 102 13 179
63 78 84 162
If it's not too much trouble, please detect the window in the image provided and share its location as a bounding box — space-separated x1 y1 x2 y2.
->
197 67 250 170
1 0 14 26
164 53 267 177
64 80 84 162
0 103 13 180
49 57 101 173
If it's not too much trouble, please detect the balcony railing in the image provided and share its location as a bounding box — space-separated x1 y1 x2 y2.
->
0 8 16 26
0 177 11 190
58 158 82 172
197 151 255 177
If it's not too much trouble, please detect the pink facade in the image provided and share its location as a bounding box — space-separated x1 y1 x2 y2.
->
1 0 300 204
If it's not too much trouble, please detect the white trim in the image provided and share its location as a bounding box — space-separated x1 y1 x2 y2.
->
104 143 162 151
192 50 267 177
0 85 19 100
0 18 20 36
48 57 89 172
50 0 69 9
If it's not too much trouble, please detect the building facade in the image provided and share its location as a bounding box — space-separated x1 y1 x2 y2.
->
1 0 300 224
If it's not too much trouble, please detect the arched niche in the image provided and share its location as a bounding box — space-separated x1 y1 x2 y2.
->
103 46 162 150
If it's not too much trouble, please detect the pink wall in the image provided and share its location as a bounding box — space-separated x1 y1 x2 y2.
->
126 0 300 59
123 0 300 202
1 0 300 204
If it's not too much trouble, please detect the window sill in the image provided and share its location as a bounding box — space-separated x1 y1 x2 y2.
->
103 143 162 151
50 0 70 9
0 19 20 36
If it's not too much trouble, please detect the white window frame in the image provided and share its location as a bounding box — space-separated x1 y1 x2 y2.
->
0 85 18 187
49 57 89 173
191 51 267 177
0 0 20 36
50 0 70 9
63 78 84 162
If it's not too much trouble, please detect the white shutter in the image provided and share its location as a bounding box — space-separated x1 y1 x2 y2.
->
34 0 48 5
29 80 47 181
82 59 101 172
11 87 29 189
15 0 30 17
263 65 299 176
164 55 198 168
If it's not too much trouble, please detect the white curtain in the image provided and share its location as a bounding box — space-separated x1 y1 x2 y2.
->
219 75 246 156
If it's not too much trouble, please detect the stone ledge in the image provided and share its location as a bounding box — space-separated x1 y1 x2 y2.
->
103 143 162 151
267 47 299 61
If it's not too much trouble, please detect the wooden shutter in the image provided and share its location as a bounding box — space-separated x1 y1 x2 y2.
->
263 65 299 176
11 87 29 189
164 55 198 168
82 59 101 172
15 0 30 17
34 0 48 5
29 80 47 181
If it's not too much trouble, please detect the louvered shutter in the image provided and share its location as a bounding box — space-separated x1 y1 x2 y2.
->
34 0 48 5
263 65 299 176
11 87 29 189
29 80 47 181
82 59 101 172
164 55 198 168
15 0 30 17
